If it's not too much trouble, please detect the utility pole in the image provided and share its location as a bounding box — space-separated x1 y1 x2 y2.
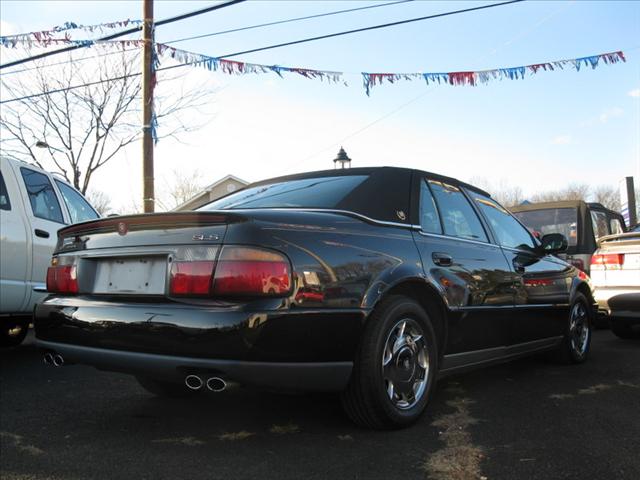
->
142 0 155 213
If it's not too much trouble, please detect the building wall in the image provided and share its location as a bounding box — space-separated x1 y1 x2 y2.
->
208 180 242 203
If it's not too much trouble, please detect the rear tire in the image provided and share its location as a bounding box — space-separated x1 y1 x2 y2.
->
0 319 29 348
553 293 593 364
136 376 198 398
341 295 438 430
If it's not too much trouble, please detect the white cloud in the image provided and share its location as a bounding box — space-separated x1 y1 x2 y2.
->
552 135 572 145
629 88 640 98
599 107 624 123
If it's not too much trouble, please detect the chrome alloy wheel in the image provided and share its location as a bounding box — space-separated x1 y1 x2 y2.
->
569 302 590 357
381 318 429 410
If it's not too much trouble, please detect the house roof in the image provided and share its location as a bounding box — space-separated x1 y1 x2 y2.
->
173 174 249 211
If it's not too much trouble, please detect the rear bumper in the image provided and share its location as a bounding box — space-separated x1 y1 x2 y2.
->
34 296 366 391
36 340 352 391
594 288 640 320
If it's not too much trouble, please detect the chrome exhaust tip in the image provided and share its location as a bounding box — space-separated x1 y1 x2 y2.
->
185 374 204 391
52 354 65 367
206 377 227 392
43 353 54 365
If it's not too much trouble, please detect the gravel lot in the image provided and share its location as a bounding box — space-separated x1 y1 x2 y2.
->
1 330 639 480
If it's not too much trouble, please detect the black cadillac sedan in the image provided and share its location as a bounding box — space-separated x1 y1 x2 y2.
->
35 167 594 429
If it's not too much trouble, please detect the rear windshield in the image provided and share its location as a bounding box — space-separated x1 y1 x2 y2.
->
513 208 578 246
199 175 368 210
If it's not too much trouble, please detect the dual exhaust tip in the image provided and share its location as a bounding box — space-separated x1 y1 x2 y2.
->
42 354 226 393
185 374 227 392
43 352 65 367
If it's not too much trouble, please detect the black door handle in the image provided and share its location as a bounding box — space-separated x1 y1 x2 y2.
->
35 229 50 238
432 252 453 267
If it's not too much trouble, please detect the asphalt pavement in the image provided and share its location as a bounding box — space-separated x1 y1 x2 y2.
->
1 330 639 480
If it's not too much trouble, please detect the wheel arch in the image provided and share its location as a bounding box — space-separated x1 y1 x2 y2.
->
370 279 449 359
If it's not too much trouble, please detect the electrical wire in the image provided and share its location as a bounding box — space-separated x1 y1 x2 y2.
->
0 0 246 70
1 0 412 77
179 0 526 60
0 0 527 104
163 0 413 45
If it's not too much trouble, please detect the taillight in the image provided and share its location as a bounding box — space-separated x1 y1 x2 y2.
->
168 246 291 297
170 261 215 295
212 246 291 296
46 257 78 293
591 253 625 269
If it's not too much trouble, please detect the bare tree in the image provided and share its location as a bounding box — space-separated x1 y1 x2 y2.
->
86 189 112 216
592 185 621 211
469 177 525 207
531 183 591 203
0 48 216 195
157 168 204 211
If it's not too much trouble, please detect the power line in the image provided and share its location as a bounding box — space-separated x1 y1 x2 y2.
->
164 0 413 45
200 0 526 60
1 0 412 77
0 0 246 70
1 0 527 104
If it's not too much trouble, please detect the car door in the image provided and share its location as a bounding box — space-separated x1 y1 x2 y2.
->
0 169 30 313
412 178 515 355
16 166 67 299
469 191 571 345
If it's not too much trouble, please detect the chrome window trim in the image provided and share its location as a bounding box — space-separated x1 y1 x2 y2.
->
213 208 422 230
417 229 498 248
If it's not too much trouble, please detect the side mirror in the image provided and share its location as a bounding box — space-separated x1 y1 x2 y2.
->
540 233 568 254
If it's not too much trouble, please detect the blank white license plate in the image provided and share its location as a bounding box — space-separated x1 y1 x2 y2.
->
93 257 166 294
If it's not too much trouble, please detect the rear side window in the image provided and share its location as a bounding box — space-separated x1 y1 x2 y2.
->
419 179 442 234
472 192 536 250
55 180 99 223
590 210 609 239
0 171 11 211
201 175 368 210
20 167 64 223
428 180 487 242
610 218 624 235
513 208 578 246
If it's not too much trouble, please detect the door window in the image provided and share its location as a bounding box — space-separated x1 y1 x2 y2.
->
55 180 99 223
419 179 442 234
428 180 487 242
471 192 536 250
590 210 609 239
0 171 11 211
20 168 64 223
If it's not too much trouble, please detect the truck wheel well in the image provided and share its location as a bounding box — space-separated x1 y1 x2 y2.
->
382 281 447 358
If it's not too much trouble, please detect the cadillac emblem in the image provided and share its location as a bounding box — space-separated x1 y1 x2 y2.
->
117 222 128 236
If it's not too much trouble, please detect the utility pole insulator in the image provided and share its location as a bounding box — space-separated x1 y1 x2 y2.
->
142 0 155 213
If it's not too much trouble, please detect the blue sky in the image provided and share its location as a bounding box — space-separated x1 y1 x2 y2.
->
1 0 639 210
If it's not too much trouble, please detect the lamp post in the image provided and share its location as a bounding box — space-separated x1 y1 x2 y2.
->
333 147 351 169
35 140 80 184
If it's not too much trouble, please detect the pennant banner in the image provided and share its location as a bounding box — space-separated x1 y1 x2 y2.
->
0 36 627 95
0 19 142 47
362 51 626 95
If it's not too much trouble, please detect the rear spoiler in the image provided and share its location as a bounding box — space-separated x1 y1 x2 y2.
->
597 231 640 245
58 212 244 237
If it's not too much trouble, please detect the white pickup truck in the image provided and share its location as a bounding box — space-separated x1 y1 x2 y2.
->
0 156 99 346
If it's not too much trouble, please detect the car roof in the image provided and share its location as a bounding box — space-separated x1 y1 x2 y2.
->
510 199 622 217
246 166 492 198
